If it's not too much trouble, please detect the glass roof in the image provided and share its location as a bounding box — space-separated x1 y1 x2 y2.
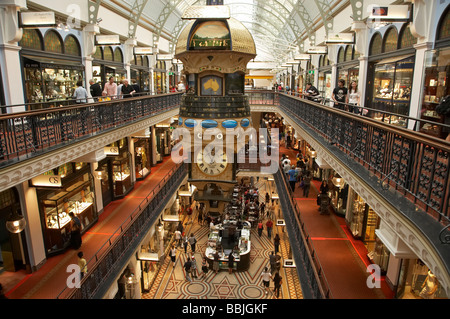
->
125 0 341 62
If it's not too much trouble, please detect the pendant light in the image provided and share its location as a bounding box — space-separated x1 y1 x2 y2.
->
6 211 26 233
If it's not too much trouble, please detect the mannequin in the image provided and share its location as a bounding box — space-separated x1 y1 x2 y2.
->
419 271 438 299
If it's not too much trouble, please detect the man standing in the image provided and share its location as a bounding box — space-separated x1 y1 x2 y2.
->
121 79 136 98
288 165 298 192
103 76 117 98
89 79 103 100
184 257 192 282
188 233 197 253
266 218 274 239
332 79 348 110
304 82 320 101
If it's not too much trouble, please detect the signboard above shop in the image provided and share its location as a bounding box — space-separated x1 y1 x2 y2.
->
31 175 62 188
368 4 410 21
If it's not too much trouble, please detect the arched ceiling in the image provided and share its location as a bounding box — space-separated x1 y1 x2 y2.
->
114 0 366 63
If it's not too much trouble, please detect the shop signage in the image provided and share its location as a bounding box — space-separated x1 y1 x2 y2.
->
283 259 296 268
294 54 311 61
31 175 62 187
157 54 173 61
325 33 354 44
182 5 230 20
20 12 55 27
368 5 409 21
306 46 327 54
104 146 119 155
134 47 153 55
96 35 120 45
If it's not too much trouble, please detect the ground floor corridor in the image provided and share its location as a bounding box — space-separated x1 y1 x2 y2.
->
0 147 393 299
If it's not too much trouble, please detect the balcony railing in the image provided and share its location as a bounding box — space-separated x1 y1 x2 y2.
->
0 93 182 168
56 162 187 299
277 93 450 227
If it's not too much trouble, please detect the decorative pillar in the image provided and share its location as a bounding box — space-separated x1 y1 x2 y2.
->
124 38 137 81
409 42 433 129
351 20 369 107
0 0 26 112
151 125 157 165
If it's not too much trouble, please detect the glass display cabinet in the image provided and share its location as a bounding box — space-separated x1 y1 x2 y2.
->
112 155 132 197
41 178 96 253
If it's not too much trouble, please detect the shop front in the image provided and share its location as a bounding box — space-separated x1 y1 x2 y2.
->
336 45 360 88
98 138 134 208
419 8 450 139
19 29 84 106
366 24 417 127
137 223 162 293
154 61 167 94
92 46 126 90
130 55 150 94
34 162 98 256
133 136 152 181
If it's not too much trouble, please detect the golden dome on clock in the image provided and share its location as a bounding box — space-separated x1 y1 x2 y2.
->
175 17 256 57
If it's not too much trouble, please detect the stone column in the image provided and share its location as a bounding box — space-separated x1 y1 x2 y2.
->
352 20 369 109
124 38 137 81
82 24 99 96
0 0 27 112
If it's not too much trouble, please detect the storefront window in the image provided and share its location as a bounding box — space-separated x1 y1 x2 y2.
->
345 45 353 61
371 56 414 126
135 138 151 180
337 47 345 63
114 48 123 63
104 46 114 61
93 46 103 60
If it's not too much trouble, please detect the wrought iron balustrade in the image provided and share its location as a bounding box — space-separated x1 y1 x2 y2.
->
0 93 182 167
56 163 187 299
277 93 450 225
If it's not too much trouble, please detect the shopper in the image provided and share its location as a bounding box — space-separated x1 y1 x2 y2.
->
183 258 192 282
302 171 312 198
188 233 197 253
89 79 103 100
73 81 88 104
261 267 272 295
103 76 117 98
182 233 189 254
120 79 136 98
266 219 274 239
269 251 277 274
288 165 298 192
257 220 264 237
201 257 209 278
273 272 282 298
69 212 82 249
228 252 235 274
320 180 329 195
213 251 220 274
170 244 177 267
304 82 320 101
77 251 87 280
347 80 360 114
274 234 281 254
332 79 348 110
190 255 198 279
175 229 182 248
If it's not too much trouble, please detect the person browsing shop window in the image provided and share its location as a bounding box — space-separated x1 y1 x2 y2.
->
347 81 360 114
332 79 348 110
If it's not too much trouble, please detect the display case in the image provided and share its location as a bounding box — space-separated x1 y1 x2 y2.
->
348 196 366 238
371 56 414 127
40 177 96 253
363 207 380 251
112 155 132 197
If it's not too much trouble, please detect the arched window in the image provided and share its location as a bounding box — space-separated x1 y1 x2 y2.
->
103 46 114 61
399 25 417 49
337 47 345 63
345 45 353 61
93 46 103 59
64 35 81 56
44 30 63 54
19 29 43 50
369 32 382 55
438 5 450 40
114 47 123 63
383 27 398 53
143 56 149 67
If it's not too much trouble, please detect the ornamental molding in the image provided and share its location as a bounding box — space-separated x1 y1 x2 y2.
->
0 108 179 193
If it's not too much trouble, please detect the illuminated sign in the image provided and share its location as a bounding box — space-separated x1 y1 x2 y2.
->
134 47 153 55
20 12 55 27
368 5 409 21
104 146 119 155
96 35 120 45
307 46 328 54
31 175 62 187
326 33 354 44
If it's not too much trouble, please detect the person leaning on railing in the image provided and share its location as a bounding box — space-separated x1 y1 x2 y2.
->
73 81 88 104
103 76 117 99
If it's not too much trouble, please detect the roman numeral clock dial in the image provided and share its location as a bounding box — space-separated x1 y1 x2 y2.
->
196 148 228 176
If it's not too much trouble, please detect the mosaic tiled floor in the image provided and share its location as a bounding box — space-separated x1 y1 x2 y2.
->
143 179 303 300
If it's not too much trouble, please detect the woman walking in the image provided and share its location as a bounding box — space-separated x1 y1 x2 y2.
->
273 272 282 298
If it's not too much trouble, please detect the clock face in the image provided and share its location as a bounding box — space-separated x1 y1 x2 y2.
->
196 148 228 176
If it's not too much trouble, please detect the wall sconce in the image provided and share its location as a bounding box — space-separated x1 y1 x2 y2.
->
332 174 344 188
6 211 26 233
310 150 317 158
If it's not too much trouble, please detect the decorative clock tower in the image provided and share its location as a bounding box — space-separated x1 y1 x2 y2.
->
174 3 257 216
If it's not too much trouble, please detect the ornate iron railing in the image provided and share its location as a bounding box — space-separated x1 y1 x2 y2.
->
56 162 187 299
278 93 450 225
0 93 182 167
274 164 332 299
